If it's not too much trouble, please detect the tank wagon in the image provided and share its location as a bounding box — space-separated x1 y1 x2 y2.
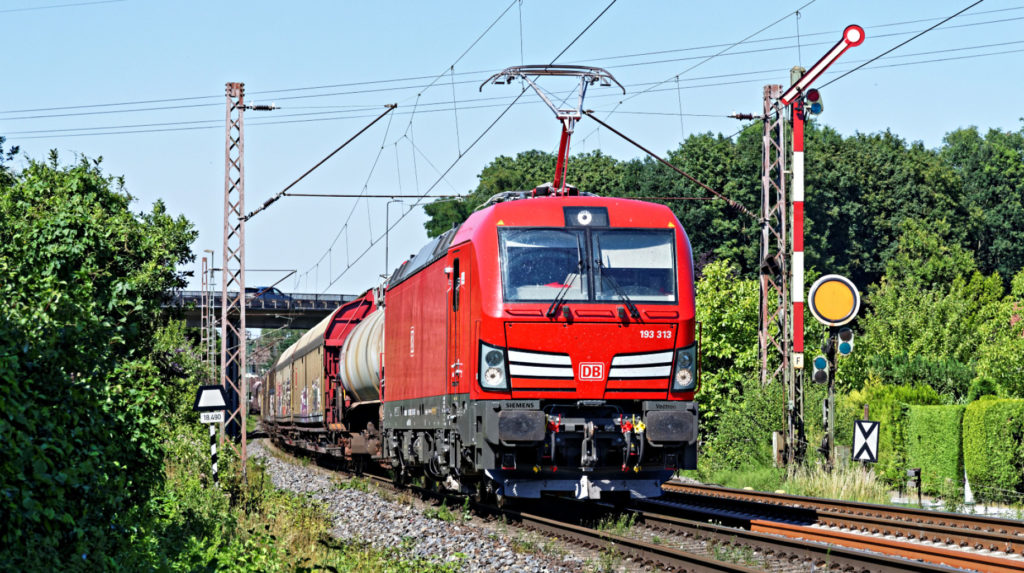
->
263 189 700 501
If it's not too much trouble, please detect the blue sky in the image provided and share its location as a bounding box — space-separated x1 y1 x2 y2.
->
3 0 1022 295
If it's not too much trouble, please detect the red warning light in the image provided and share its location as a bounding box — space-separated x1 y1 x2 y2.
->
805 89 824 114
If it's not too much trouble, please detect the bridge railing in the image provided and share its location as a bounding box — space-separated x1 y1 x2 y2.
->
167 291 355 311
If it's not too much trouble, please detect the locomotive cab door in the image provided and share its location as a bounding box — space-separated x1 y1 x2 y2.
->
446 248 471 397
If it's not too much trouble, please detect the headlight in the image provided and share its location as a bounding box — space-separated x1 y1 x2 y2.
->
671 344 697 392
479 341 509 391
485 349 504 367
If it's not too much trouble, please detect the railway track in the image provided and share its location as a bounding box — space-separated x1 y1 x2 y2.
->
627 506 960 572
267 439 1022 571
396 477 977 571
657 482 1024 572
340 469 760 571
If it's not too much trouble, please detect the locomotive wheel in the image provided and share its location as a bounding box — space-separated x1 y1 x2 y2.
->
393 467 408 488
472 480 487 504
424 476 440 494
482 478 506 508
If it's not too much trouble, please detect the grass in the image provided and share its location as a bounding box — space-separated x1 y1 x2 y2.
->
710 540 761 567
526 534 569 559
703 465 785 492
783 463 890 505
595 513 637 536
697 461 891 505
338 476 372 492
156 428 464 572
423 500 458 522
592 547 623 572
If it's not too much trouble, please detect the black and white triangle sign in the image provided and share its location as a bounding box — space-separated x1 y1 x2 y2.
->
853 420 879 463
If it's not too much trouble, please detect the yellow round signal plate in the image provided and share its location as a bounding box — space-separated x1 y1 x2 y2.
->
808 274 860 327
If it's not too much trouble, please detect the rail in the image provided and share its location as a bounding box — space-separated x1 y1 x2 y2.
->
658 482 1024 570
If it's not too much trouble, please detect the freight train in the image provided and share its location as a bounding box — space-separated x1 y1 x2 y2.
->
261 186 699 502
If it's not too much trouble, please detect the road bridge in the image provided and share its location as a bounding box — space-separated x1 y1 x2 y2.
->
166 290 357 330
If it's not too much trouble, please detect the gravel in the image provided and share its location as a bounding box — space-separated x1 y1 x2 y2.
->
249 440 602 572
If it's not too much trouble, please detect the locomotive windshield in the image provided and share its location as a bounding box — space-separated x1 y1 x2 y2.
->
499 228 676 303
500 229 589 302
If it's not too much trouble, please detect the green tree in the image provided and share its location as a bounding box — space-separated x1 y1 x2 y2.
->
422 149 630 237
843 219 1003 398
973 268 1024 397
658 128 762 276
0 135 18 187
693 259 761 435
941 125 1024 282
804 125 963 289
0 154 196 568
250 327 304 374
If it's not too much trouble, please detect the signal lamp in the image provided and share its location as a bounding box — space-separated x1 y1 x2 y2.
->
837 327 854 357
805 89 823 115
812 355 829 384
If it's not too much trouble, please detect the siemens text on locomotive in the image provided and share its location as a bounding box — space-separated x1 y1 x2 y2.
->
261 186 700 502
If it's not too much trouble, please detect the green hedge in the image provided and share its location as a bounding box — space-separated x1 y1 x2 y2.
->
840 383 943 486
905 405 964 495
963 398 1024 503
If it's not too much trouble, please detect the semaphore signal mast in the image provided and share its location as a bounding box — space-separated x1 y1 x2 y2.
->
761 25 864 466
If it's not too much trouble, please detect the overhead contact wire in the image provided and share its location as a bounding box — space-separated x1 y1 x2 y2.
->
819 0 987 89
242 104 396 222
583 110 755 220
5 5 1019 119
319 0 619 292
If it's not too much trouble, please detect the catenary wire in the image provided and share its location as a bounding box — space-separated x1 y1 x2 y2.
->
620 0 818 105
4 10 1021 121
0 0 125 13
15 35 1024 140
242 105 397 222
313 2 614 292
293 0 526 286
819 0 986 89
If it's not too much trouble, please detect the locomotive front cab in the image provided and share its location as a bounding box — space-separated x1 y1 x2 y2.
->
469 197 699 501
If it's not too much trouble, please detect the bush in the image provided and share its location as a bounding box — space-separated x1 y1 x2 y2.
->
0 156 195 568
963 398 1024 504
839 382 943 486
700 374 786 474
905 405 964 496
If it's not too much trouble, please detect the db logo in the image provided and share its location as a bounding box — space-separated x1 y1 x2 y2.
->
578 362 605 382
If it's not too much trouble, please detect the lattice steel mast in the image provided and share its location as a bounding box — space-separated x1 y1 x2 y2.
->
760 85 804 464
221 82 247 478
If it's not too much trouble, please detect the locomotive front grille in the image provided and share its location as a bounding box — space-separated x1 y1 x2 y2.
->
608 350 673 380
507 349 574 380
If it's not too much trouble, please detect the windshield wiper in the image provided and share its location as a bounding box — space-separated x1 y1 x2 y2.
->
546 259 584 318
595 260 640 320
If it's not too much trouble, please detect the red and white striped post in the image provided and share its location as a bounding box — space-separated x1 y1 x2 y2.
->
792 100 806 359
780 24 863 369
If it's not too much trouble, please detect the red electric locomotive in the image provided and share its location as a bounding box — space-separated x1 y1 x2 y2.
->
263 64 699 501
383 188 699 501
263 186 699 501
